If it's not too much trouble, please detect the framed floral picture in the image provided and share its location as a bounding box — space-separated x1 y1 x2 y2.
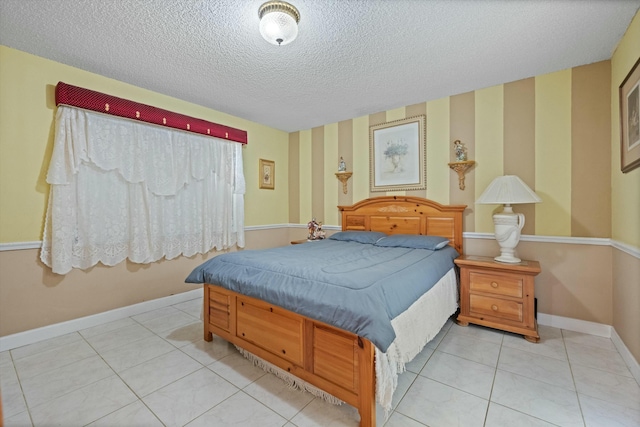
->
369 115 426 192
620 57 640 173
259 159 275 189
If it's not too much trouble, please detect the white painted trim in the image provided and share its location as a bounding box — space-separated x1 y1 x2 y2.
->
463 232 495 240
316 224 341 231
462 232 639 259
286 223 341 230
611 328 640 386
0 288 203 352
463 232 612 246
537 313 640 384
611 239 640 258
537 312 612 337
2 231 637 256
520 235 611 246
244 224 291 230
0 241 41 251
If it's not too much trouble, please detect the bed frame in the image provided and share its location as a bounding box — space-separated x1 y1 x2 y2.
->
203 196 465 426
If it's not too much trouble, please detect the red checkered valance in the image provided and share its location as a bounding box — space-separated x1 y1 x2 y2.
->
55 82 248 144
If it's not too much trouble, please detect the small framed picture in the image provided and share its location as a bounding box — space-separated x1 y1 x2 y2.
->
619 57 640 173
259 159 275 189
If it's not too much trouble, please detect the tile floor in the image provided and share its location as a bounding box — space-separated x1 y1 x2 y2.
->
1 296 639 427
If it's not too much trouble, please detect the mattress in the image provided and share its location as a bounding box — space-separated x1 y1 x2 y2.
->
185 238 459 352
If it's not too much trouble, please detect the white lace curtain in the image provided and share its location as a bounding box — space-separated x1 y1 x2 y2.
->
41 106 245 274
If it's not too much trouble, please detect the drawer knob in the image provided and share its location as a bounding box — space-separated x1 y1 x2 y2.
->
491 281 498 288
491 304 498 311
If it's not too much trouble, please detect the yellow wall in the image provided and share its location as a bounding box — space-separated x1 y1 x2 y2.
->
474 86 504 233
610 11 640 365
535 70 573 237
611 12 640 248
0 45 290 244
290 63 612 241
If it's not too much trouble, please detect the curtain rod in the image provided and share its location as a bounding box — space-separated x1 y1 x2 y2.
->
55 82 248 144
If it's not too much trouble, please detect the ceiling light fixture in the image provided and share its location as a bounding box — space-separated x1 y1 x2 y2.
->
258 1 300 46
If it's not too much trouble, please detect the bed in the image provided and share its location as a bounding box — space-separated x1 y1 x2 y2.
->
186 196 465 426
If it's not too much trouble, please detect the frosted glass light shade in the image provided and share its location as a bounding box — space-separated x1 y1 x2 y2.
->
259 1 300 46
476 175 542 205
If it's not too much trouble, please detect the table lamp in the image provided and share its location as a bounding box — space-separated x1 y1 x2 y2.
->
476 175 542 263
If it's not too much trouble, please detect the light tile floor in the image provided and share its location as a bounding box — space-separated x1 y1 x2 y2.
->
1 296 639 426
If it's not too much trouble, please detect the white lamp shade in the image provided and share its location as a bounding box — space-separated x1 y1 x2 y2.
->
259 2 300 46
476 175 541 205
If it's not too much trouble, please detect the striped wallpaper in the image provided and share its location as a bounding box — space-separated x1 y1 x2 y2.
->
289 60 612 238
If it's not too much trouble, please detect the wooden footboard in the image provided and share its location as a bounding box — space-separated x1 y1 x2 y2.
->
203 284 376 426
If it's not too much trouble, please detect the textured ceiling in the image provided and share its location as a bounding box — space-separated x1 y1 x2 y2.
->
1 1 638 132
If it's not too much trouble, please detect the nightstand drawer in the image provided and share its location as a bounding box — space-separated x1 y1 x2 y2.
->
470 294 523 322
469 271 523 298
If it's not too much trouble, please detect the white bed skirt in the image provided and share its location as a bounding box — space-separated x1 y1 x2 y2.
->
376 267 458 413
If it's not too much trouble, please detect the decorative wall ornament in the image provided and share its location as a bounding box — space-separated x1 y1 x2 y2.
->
454 139 468 161
369 115 426 192
448 140 475 190
448 161 475 190
335 171 352 194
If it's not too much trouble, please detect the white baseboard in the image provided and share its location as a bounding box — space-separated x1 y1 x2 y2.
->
538 312 640 385
611 328 640 386
537 312 612 337
0 288 203 352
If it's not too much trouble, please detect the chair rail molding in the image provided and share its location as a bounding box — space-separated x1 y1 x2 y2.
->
1 233 638 259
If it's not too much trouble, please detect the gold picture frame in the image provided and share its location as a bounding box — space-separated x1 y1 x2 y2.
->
259 159 275 189
620 57 640 173
369 115 426 192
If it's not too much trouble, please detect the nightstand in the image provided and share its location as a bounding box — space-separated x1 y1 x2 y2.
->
455 255 541 342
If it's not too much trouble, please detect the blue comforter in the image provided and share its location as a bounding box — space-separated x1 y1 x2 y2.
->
185 240 458 351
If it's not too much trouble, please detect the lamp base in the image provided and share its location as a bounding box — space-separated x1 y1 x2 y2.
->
494 254 522 264
492 205 525 265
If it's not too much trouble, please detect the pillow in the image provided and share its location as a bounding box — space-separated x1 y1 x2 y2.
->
328 231 386 244
375 234 450 250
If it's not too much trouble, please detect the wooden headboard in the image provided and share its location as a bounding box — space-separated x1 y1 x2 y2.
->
339 196 467 254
